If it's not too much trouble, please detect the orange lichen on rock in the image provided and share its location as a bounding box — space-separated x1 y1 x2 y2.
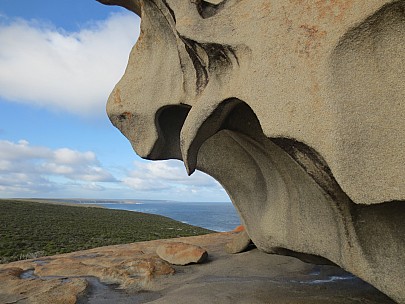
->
232 225 245 233
315 0 354 22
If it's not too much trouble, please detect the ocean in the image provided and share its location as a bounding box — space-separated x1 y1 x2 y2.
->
57 199 241 232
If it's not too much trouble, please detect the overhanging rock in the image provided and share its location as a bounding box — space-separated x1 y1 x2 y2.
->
97 1 405 302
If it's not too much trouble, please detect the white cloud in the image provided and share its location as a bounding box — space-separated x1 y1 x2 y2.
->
0 12 230 202
0 139 229 201
0 139 51 160
0 172 56 195
123 160 225 194
0 13 139 116
0 139 116 196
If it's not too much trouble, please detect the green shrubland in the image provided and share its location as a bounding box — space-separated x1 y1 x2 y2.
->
0 199 213 263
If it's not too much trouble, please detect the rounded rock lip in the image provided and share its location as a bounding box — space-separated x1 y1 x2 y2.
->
156 242 208 266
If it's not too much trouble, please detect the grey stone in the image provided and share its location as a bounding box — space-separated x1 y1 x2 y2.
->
0 233 395 304
156 242 208 265
225 230 252 254
98 1 405 302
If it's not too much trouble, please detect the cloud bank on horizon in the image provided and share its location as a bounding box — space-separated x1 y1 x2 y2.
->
0 139 226 201
0 7 229 202
0 139 115 193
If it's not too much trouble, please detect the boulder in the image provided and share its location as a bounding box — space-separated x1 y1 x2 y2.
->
156 242 208 265
97 0 405 302
225 230 252 254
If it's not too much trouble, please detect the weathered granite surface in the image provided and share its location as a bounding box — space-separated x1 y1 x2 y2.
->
0 233 396 304
224 228 252 254
156 242 208 265
98 0 405 302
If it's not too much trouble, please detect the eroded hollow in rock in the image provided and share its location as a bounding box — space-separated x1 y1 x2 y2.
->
98 0 405 302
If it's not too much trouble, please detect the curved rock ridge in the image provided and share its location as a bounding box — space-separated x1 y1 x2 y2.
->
97 0 405 302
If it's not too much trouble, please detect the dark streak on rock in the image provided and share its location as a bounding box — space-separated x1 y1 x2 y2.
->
196 0 228 19
148 1 238 93
271 138 339 201
201 43 233 72
180 37 210 93
161 0 176 23
117 114 127 122
179 36 238 93
227 46 240 66
271 138 355 248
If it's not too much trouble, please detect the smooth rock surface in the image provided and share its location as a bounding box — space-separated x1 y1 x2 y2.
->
0 233 395 304
97 1 405 302
0 267 88 304
156 242 208 265
224 230 252 254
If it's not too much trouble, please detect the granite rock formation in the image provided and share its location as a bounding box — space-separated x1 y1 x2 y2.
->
0 233 396 304
224 228 252 254
156 242 208 265
98 0 405 302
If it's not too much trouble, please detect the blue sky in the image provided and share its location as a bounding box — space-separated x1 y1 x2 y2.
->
0 0 229 202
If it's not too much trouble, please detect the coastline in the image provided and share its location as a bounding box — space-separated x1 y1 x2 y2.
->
0 199 213 264
4 198 240 232
5 198 106 208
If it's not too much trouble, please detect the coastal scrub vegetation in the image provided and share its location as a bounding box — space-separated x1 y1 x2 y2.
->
0 199 213 263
